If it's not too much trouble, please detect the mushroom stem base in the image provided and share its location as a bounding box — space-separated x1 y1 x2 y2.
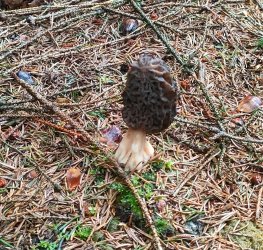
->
115 128 154 172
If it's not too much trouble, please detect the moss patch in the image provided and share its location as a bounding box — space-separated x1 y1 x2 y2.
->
223 221 263 250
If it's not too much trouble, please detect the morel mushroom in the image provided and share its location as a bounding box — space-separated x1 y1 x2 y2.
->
115 53 177 172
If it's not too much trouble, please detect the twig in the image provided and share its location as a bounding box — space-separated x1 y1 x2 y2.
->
196 62 225 131
13 73 93 142
256 187 262 219
34 118 83 139
217 142 226 176
129 0 185 67
173 117 263 144
0 106 44 113
114 165 164 250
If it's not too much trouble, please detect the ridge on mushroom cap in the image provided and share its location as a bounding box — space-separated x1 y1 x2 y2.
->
122 53 177 134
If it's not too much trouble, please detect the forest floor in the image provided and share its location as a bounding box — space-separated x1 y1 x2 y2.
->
0 0 263 249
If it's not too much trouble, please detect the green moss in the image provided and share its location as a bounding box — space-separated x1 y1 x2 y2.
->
110 183 142 218
223 221 263 250
256 37 263 49
74 226 92 240
151 160 165 171
92 231 104 242
154 217 175 238
107 218 120 232
34 240 58 250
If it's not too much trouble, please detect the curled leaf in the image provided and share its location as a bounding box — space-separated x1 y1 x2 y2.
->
0 178 7 188
250 174 262 185
66 167 81 190
28 170 38 179
150 12 158 20
100 126 122 145
156 199 166 213
17 70 34 85
120 19 138 35
237 95 262 113
180 79 190 90
228 110 244 128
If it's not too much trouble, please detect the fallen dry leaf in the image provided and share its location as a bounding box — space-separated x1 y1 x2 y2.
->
0 178 7 188
180 79 191 90
28 170 38 179
120 19 139 35
66 167 81 190
100 126 122 146
250 174 262 185
150 12 158 20
237 95 262 113
156 199 166 213
56 97 71 104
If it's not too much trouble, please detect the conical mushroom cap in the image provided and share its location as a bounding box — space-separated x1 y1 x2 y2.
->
122 54 177 134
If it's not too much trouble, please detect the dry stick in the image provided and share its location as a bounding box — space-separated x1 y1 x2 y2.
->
0 114 54 118
129 0 185 67
256 186 263 219
116 167 163 250
173 117 263 144
197 62 227 171
217 142 226 176
103 6 183 35
0 106 44 113
51 83 95 97
12 74 163 250
12 74 92 141
197 62 225 132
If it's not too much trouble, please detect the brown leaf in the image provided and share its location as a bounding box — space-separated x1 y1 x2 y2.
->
180 79 190 90
92 17 103 25
228 110 244 128
250 174 262 185
56 97 71 104
237 95 262 113
0 178 7 188
66 167 81 190
150 12 158 20
61 42 76 48
120 19 139 35
156 199 166 212
28 170 38 179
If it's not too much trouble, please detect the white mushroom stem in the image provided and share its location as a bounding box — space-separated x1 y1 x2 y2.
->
115 128 154 172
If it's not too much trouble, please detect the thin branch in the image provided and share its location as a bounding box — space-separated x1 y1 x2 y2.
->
174 116 263 144
129 0 185 67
